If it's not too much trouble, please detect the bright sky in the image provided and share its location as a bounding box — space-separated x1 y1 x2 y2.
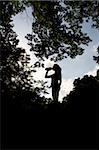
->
12 7 99 102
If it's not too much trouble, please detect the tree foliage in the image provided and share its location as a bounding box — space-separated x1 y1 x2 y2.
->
93 46 99 64
25 0 99 61
0 1 48 106
63 74 99 113
0 1 25 94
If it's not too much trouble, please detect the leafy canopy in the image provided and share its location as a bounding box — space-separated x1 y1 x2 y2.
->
25 0 99 61
0 1 48 104
93 46 99 64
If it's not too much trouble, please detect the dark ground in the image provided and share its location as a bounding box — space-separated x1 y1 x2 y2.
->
1 97 98 149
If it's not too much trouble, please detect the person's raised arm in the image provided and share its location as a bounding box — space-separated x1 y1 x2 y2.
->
45 68 53 78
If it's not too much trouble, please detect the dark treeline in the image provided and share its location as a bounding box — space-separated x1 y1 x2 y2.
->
2 73 99 149
1 1 99 149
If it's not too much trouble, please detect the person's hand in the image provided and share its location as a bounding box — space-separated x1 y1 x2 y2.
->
45 67 52 71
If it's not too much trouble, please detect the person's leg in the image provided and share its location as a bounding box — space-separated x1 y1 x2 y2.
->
52 88 55 101
55 86 60 102
52 86 60 102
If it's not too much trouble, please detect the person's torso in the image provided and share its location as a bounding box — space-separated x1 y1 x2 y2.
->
51 73 60 87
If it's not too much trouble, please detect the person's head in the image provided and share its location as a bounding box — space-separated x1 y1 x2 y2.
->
53 64 61 72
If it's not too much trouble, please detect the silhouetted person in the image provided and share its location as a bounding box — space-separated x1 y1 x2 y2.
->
45 64 62 102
